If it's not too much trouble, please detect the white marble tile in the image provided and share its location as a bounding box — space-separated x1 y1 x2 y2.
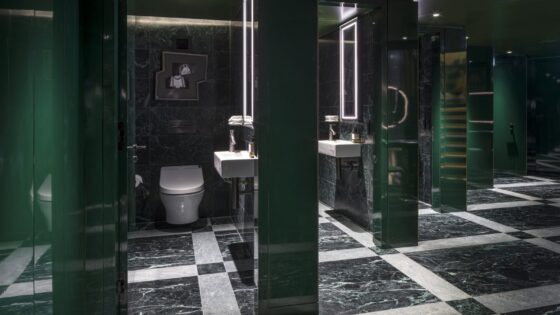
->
0 279 52 298
212 224 237 232
318 217 330 224
0 247 33 286
419 208 439 216
525 226 560 238
319 202 333 212
382 254 469 302
397 233 517 253
192 231 223 264
128 265 198 283
525 238 560 254
467 200 542 211
451 212 518 233
494 182 556 189
361 302 460 315
198 273 241 315
319 247 376 263
327 216 376 248
476 283 560 314
491 188 541 201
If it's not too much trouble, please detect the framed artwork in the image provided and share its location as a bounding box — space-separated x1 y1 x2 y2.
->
155 51 208 101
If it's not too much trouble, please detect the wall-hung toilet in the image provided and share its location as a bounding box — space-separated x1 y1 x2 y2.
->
160 165 204 225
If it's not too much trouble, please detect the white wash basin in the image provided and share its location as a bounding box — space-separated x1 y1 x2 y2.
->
214 150 258 179
318 140 361 158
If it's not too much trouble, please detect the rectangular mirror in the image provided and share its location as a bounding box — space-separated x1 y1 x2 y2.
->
340 20 358 120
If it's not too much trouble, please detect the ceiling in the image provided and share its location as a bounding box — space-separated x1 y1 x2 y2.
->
418 0 560 57
128 0 242 21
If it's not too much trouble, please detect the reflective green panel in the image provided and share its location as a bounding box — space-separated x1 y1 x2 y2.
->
257 0 318 313
467 46 494 189
373 0 419 248
494 55 527 175
439 29 467 212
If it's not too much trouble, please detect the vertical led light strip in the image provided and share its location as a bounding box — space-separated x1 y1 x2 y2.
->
243 0 248 121
340 20 358 120
250 0 254 119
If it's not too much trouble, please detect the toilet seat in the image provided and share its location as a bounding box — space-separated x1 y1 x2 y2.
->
160 165 204 195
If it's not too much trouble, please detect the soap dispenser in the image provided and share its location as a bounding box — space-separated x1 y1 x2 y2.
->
351 126 362 143
248 135 256 158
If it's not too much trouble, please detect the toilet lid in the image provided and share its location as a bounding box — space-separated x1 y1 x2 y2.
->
160 165 204 195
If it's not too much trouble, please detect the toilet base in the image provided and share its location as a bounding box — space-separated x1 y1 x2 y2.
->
160 190 204 225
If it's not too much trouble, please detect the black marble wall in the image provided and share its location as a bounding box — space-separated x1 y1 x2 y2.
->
318 14 375 230
129 22 235 225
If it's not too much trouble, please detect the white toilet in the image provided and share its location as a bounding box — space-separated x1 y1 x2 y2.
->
159 165 204 225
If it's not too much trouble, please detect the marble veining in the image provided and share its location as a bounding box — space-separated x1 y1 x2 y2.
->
494 176 544 185
128 234 196 270
128 277 202 315
319 223 364 252
473 205 560 230
214 230 250 262
228 271 256 315
407 241 560 295
502 303 560 315
319 257 439 315
446 298 494 315
467 189 525 205
501 185 560 200
419 214 497 241
508 231 537 239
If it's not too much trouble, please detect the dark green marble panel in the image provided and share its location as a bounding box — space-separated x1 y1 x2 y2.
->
494 55 528 175
467 46 494 189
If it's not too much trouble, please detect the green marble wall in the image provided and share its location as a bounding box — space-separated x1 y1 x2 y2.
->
373 0 419 248
467 46 494 189
257 0 318 313
494 55 528 175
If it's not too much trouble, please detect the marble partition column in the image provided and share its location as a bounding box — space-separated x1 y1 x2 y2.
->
373 0 419 248
257 0 318 313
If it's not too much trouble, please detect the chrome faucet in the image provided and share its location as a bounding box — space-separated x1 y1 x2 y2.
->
328 124 337 141
229 129 236 152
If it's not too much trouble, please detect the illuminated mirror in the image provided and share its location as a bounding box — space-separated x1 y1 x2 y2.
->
340 20 358 120
242 0 255 125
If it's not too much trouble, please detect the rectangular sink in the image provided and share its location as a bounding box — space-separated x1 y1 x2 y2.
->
214 150 258 179
318 140 361 158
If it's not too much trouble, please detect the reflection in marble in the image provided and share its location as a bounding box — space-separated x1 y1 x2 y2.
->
319 223 363 252
128 234 195 270
229 271 256 315
474 205 560 230
407 241 560 295
467 189 525 205
196 263 225 275
15 249 52 283
503 303 560 315
501 185 560 200
319 257 439 314
214 230 251 262
128 276 202 315
0 292 51 315
447 298 494 315
419 214 497 241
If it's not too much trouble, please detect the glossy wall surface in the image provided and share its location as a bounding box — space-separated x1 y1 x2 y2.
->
467 46 494 189
373 0 419 248
494 55 528 175
257 0 318 313
0 1 122 314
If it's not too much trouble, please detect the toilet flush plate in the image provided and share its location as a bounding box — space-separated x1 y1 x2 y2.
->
214 150 258 179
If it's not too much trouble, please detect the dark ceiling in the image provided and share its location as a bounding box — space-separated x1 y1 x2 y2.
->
418 0 560 57
128 0 242 21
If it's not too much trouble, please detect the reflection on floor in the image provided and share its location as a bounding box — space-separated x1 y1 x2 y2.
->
319 174 560 315
127 217 256 315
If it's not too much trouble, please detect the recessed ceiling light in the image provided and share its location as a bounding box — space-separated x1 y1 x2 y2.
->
432 12 441 18
465 36 469 40
402 36 408 40
507 50 513 54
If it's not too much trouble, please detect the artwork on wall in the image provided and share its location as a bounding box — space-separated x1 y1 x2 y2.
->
155 51 208 101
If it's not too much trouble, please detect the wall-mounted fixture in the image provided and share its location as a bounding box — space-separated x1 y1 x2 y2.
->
340 19 358 120
243 0 255 125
